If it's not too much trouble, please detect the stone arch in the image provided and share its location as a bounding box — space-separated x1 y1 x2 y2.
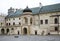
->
24 17 28 24
23 28 27 35
1 28 5 34
6 28 9 34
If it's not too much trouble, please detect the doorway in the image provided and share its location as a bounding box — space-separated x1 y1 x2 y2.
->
23 28 27 35
35 30 37 35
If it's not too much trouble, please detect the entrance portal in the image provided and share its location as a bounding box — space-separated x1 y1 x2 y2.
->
23 28 27 35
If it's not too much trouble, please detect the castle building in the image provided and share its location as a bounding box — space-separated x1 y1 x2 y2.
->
0 3 60 35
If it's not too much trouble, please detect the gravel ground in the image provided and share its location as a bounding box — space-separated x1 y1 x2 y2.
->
0 35 60 41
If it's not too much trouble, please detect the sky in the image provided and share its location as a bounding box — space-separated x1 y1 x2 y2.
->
0 0 60 15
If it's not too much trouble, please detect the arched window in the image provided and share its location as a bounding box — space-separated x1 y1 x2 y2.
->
54 18 58 24
24 17 28 24
30 18 32 24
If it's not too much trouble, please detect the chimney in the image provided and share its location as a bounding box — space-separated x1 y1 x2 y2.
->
39 2 42 8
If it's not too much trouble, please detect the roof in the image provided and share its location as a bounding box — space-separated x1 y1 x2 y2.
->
6 3 60 18
23 6 32 12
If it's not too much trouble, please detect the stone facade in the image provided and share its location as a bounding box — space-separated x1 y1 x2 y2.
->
0 3 60 35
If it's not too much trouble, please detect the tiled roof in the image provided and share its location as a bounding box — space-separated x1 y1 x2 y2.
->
6 3 60 18
40 3 60 13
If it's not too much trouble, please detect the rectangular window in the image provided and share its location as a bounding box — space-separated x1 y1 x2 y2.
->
40 20 43 24
45 19 48 24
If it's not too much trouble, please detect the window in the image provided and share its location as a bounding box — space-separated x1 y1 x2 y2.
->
45 19 48 24
13 22 15 25
6 23 8 26
19 22 21 25
54 18 58 24
55 27 58 31
24 17 28 24
40 20 43 24
9 23 10 25
13 18 15 20
19 18 20 20
30 18 32 24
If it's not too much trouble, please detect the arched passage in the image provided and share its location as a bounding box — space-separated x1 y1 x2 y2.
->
24 17 28 24
1 29 5 34
6 29 9 34
23 28 27 35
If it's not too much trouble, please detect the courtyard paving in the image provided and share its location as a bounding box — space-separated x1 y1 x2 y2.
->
0 35 60 41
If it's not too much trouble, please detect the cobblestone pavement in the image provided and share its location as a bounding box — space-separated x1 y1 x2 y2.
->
0 35 60 41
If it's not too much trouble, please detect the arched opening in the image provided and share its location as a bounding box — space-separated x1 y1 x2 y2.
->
24 17 28 24
1 29 5 34
35 30 37 35
23 28 27 35
6 29 9 34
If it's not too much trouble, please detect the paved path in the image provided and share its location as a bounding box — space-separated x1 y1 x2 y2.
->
0 35 60 41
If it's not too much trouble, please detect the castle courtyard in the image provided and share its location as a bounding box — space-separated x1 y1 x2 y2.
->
0 35 60 41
